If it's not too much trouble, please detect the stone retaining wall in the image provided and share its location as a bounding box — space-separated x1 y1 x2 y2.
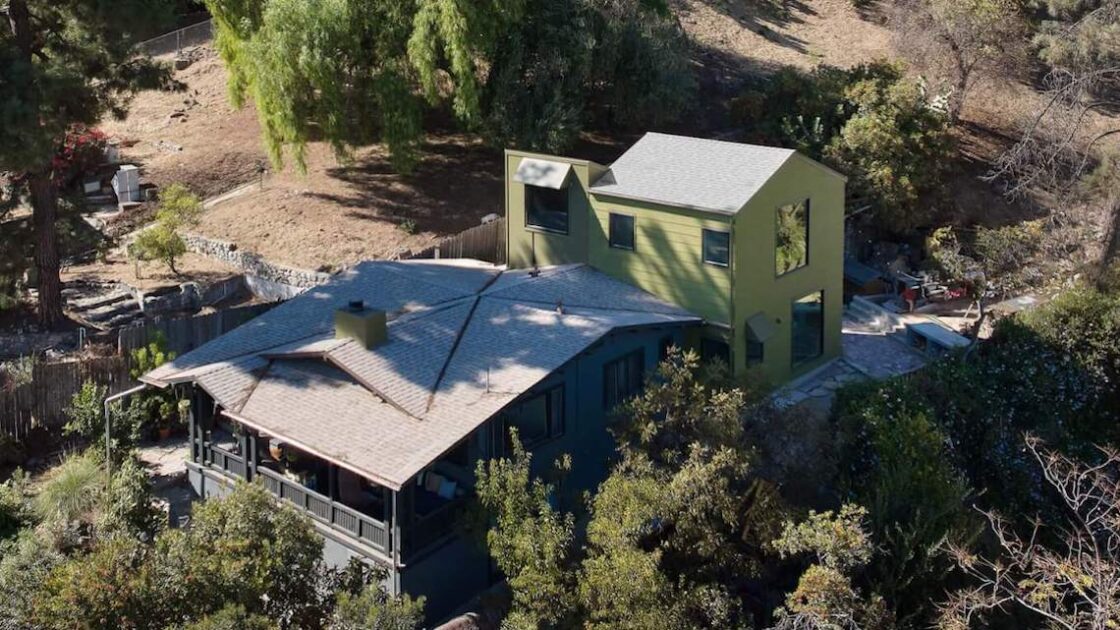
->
183 233 332 289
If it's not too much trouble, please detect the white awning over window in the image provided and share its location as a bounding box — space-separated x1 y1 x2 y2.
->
745 311 777 342
513 158 573 189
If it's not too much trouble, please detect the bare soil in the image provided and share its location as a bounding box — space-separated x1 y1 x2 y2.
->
97 0 1116 274
61 250 237 292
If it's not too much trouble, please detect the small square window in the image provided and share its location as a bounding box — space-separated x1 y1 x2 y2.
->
702 229 730 267
609 213 636 250
526 186 569 234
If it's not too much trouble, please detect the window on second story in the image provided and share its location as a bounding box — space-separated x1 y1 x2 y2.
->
776 199 810 276
609 213 636 250
702 229 730 267
526 185 569 234
604 349 645 411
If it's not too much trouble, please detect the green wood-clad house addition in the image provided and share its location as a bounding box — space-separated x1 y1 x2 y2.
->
505 132 847 384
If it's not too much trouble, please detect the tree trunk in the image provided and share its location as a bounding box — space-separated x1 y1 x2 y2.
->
29 173 65 329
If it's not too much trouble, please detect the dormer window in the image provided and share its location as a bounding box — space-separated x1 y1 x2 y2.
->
526 186 570 234
514 157 573 235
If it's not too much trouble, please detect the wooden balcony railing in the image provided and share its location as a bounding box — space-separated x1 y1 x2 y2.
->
204 442 247 479
256 467 390 555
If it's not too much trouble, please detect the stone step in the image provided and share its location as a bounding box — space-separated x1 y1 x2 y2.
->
69 290 134 312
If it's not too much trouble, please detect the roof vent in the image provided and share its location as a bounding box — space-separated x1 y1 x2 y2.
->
335 301 387 349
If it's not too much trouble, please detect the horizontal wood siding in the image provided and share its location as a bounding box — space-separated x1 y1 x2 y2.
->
589 198 733 324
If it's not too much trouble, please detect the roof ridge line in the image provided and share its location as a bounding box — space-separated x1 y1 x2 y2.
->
480 293 694 317
479 264 585 296
375 259 500 296
320 346 426 421
233 359 274 414
424 294 484 414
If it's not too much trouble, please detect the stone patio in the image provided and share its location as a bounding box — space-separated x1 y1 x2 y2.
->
136 436 194 528
772 317 928 409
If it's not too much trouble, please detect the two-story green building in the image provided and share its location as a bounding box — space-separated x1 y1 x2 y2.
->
505 132 847 384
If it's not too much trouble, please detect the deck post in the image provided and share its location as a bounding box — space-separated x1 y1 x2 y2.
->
247 433 258 481
391 489 402 596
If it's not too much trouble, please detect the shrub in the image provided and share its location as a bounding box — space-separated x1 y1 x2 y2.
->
0 470 31 542
64 380 149 455
33 452 105 549
98 454 161 541
331 583 425 630
180 604 276 630
130 183 201 274
0 530 64 628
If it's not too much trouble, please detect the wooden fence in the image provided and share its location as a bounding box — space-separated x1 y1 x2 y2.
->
117 302 276 357
1 303 276 442
0 357 131 440
410 218 506 265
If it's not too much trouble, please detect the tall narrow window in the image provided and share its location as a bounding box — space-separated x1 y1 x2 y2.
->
609 213 636 250
791 291 824 366
526 186 569 234
776 199 810 275
702 229 730 267
603 349 645 410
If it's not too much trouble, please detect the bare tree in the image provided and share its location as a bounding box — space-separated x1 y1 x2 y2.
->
891 0 1029 123
941 436 1120 630
991 1 1120 198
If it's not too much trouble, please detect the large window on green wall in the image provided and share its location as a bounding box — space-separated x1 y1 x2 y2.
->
526 185 569 234
791 291 824 366
776 199 809 276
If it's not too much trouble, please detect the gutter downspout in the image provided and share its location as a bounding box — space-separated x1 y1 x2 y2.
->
104 383 149 472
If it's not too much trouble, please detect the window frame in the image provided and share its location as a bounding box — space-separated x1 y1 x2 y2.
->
603 349 646 411
608 212 636 251
702 228 731 267
775 199 811 277
746 339 765 365
510 384 566 449
700 337 731 366
791 290 825 368
525 185 571 235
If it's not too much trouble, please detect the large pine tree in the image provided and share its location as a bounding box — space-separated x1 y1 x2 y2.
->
2 0 175 328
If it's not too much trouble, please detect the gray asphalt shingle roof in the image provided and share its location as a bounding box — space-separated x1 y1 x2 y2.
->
144 260 701 489
588 132 797 214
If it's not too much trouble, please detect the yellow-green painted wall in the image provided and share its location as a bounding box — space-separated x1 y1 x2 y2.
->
731 154 846 384
505 150 606 269
587 197 732 324
504 147 845 386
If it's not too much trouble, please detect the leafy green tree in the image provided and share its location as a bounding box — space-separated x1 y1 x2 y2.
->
64 381 149 457
735 63 954 234
330 582 425 630
180 605 277 630
823 67 955 233
476 350 788 629
206 0 692 172
833 387 974 626
769 505 893 630
158 482 333 628
1 0 175 327
130 183 202 274
474 430 579 628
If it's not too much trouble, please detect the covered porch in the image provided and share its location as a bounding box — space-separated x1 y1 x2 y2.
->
188 389 471 561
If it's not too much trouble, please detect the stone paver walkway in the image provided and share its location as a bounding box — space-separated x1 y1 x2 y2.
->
773 319 928 409
136 436 194 528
